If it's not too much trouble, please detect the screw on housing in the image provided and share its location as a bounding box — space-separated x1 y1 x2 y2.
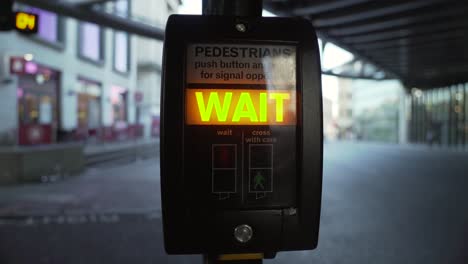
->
235 23 247 32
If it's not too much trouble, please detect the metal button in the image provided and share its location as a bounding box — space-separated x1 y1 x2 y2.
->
234 224 253 243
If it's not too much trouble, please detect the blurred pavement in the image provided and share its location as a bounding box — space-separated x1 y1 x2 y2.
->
1 142 468 263
0 158 160 216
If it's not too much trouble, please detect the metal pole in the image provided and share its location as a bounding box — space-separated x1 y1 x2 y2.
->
204 255 263 264
202 0 263 17
0 0 14 31
201 1 263 262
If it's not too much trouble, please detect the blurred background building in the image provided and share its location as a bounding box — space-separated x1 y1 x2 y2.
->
2 1 468 262
324 77 403 143
351 79 403 143
322 97 335 140
133 0 179 139
0 0 178 146
407 85 468 148
336 78 353 139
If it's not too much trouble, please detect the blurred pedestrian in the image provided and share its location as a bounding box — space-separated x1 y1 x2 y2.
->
427 120 441 147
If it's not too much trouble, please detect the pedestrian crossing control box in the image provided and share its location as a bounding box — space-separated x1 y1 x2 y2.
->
161 14 323 257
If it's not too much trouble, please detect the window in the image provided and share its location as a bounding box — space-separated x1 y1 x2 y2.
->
114 31 129 73
111 85 128 123
78 22 104 62
465 84 468 145
114 0 129 16
27 7 63 44
113 0 130 73
76 78 102 136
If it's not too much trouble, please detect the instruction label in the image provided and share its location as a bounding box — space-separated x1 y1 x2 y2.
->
186 44 296 86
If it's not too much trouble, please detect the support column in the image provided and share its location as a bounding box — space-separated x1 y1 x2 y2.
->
202 0 262 17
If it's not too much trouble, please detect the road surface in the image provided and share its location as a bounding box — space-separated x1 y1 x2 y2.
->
1 142 468 263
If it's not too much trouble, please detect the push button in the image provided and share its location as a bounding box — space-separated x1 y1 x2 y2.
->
234 224 253 243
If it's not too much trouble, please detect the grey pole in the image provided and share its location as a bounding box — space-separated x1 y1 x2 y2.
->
202 0 263 17
201 2 264 263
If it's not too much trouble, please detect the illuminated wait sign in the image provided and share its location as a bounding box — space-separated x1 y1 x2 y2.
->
15 12 38 34
185 44 297 126
186 89 296 125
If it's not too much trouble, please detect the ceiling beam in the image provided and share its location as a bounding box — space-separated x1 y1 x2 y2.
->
342 26 468 45
373 58 468 67
291 0 372 16
405 78 468 89
322 71 389 81
319 1 462 31
64 0 115 6
356 31 468 50
366 39 468 54
313 0 447 28
374 48 468 58
326 7 467 37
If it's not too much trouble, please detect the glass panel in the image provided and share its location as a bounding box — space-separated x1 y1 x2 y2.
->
37 9 58 42
111 86 128 122
450 86 457 146
76 78 102 133
465 84 468 146
88 98 100 129
115 0 129 16
39 95 52 124
114 31 129 72
28 8 59 42
79 22 101 61
441 88 450 145
457 85 465 146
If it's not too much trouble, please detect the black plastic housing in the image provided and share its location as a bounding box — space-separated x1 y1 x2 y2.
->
161 14 323 256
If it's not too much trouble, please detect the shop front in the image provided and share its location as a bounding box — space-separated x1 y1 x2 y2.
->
98 85 143 142
75 77 102 142
111 85 128 141
12 57 60 146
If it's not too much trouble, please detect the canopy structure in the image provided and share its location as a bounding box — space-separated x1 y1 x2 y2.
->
264 0 468 89
16 0 468 89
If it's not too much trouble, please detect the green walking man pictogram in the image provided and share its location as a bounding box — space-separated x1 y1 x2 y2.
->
253 171 265 190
